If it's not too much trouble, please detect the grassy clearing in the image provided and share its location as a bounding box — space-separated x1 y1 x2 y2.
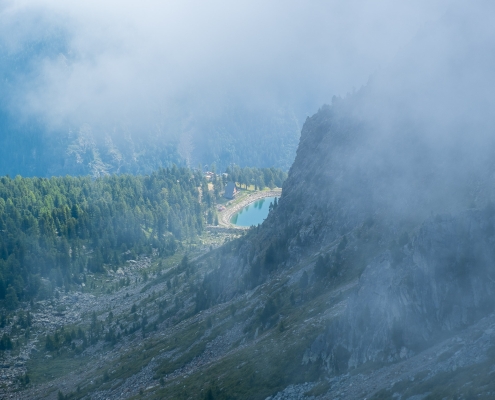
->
149 316 323 399
27 351 91 385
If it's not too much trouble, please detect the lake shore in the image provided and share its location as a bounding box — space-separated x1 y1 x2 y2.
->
217 189 282 229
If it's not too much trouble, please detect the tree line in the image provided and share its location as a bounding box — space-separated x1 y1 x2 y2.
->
223 166 287 190
0 166 213 305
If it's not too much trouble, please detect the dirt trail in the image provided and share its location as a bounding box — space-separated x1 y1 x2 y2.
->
218 189 282 228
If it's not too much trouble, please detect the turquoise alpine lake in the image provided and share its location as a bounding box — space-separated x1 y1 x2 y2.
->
230 196 279 227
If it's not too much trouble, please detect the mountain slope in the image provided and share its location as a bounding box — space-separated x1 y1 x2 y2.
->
6 2 495 399
184 3 495 396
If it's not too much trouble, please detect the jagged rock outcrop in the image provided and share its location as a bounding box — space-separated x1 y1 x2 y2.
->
260 4 495 377
196 4 495 383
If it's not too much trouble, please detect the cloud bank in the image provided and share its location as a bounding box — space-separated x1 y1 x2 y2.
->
0 0 453 130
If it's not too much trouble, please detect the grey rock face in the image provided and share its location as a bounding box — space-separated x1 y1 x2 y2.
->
261 88 495 378
306 208 495 372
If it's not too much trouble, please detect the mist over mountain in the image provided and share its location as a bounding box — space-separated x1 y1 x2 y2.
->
3 1 495 399
182 1 495 396
0 0 451 176
260 0 495 261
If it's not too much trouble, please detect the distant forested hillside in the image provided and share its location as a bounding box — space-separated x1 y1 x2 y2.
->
0 112 300 178
0 167 213 306
0 37 300 177
0 14 302 178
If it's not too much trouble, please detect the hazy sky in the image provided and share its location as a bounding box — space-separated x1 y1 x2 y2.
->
0 0 455 129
